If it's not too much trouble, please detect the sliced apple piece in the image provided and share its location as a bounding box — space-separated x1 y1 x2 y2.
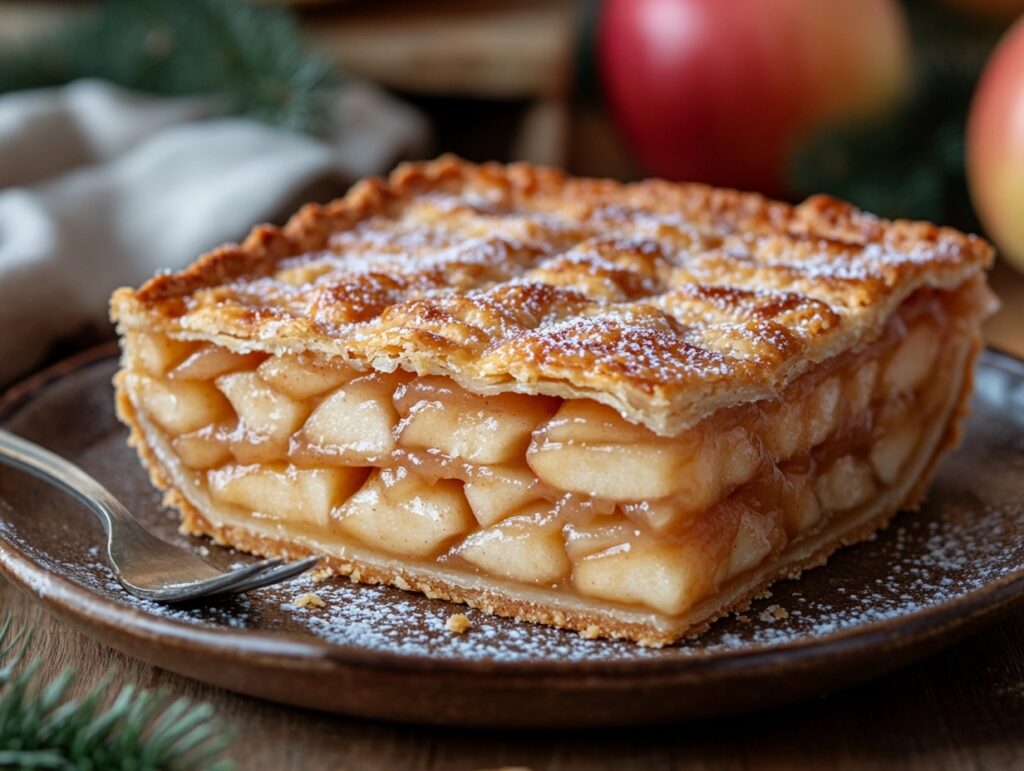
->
529 440 701 502
172 430 232 470
128 332 196 376
621 499 697 535
553 494 617 520
527 400 703 501
458 503 569 584
618 430 756 532
722 512 776 581
177 420 289 466
564 517 641 560
171 345 265 381
208 463 366 528
869 419 922 485
538 399 657 444
807 377 842 446
618 429 755 531
845 360 878 417
764 399 807 462
215 371 308 441
395 377 559 464
567 525 708 616
779 465 822 535
334 468 474 557
299 373 402 461
814 455 876 512
463 465 540 527
257 355 355 400
228 435 290 466
132 375 232 436
716 427 762 490
883 323 939 395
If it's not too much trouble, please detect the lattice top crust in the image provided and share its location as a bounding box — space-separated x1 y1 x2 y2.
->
111 156 993 435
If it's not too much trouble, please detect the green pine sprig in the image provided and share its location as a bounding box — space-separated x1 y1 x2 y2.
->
0 0 339 134
0 614 233 770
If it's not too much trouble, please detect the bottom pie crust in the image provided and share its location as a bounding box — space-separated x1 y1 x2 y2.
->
114 336 979 646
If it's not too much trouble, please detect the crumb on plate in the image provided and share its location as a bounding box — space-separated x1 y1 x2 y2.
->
294 592 325 609
446 613 471 634
759 604 789 623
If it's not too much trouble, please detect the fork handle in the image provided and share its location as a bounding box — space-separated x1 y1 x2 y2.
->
0 427 319 600
0 427 131 541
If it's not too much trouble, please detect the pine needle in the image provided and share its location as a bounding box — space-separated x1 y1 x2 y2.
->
0 614 233 770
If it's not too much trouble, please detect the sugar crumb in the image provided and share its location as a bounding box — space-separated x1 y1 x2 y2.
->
579 624 602 640
446 613 471 634
758 604 789 623
310 566 332 584
294 592 325 609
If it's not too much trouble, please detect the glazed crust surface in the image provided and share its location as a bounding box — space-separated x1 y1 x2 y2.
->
110 156 994 436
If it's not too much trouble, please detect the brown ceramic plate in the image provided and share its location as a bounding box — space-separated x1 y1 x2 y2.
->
0 347 1022 727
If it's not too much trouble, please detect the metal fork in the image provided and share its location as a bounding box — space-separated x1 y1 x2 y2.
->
0 428 320 602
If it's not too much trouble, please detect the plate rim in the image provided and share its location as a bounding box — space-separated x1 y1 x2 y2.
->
1 344 1023 683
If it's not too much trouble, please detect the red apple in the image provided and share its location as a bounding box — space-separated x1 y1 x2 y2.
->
598 0 911 195
968 16 1024 272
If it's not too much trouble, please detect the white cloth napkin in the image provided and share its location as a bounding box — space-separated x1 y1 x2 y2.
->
0 79 428 384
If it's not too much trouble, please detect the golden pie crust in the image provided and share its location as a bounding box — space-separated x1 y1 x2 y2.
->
111 155 992 437
110 157 996 646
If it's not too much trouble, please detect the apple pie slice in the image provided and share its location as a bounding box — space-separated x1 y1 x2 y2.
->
110 157 995 646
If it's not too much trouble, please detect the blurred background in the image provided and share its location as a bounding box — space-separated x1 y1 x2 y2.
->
0 0 1022 377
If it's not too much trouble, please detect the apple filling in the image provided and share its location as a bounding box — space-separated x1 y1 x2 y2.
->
118 287 973 635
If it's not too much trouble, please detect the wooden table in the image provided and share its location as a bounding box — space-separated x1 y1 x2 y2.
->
2 264 1023 770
